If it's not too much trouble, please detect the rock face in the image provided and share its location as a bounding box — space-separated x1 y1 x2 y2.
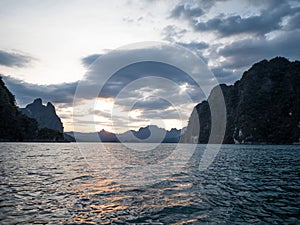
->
20 98 64 133
181 57 300 144
0 77 39 141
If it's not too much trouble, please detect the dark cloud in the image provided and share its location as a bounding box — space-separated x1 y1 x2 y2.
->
139 108 181 120
218 29 300 69
1 75 77 106
76 45 220 115
177 41 209 50
170 0 300 37
170 4 204 19
169 0 218 20
205 28 300 85
211 67 243 84
286 11 300 30
194 3 293 36
81 54 102 67
132 97 171 111
0 50 34 67
98 61 203 102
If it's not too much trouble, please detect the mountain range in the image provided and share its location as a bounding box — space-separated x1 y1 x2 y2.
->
66 125 182 143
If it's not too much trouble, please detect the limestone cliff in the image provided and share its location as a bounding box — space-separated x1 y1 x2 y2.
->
181 57 300 144
20 98 64 133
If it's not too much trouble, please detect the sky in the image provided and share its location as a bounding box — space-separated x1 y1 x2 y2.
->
0 0 299 132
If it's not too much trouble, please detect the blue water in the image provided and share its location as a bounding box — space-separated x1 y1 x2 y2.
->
0 143 299 224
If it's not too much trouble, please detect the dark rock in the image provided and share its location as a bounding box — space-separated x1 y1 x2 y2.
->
20 99 64 133
182 57 300 144
0 77 39 141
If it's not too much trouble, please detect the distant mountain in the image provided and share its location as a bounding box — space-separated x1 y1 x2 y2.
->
66 125 183 143
181 57 300 144
99 129 118 142
118 125 182 143
65 131 100 142
20 98 63 133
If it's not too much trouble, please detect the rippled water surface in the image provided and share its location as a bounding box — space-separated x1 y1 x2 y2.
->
0 143 299 224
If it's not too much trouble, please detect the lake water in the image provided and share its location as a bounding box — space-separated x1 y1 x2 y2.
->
0 143 299 224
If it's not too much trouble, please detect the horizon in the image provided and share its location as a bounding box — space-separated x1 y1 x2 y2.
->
66 124 183 134
1 0 300 133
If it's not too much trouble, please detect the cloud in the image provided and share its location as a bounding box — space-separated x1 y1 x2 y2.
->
177 41 209 50
169 0 218 20
218 29 300 69
0 50 34 67
81 54 102 67
2 45 210 110
211 67 241 84
72 44 218 131
132 97 171 111
286 11 300 30
170 4 204 19
170 0 300 37
140 108 181 120
194 4 292 36
95 61 205 103
1 75 77 106
161 25 187 42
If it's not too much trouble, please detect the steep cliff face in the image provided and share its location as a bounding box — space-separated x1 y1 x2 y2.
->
20 98 64 133
0 77 38 141
182 57 300 144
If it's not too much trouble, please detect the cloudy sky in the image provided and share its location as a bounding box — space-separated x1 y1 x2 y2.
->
0 0 299 132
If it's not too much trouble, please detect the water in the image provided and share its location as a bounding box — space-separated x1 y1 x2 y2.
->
0 143 299 224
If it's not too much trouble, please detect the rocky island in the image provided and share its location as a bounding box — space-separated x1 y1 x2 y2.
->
181 57 300 144
20 98 64 133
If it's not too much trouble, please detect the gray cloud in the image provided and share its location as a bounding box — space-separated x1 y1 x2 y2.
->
194 4 293 36
161 25 187 42
170 4 204 19
132 97 171 111
96 61 205 103
81 54 102 67
170 0 300 37
0 50 34 67
218 29 300 69
140 108 180 120
2 48 208 111
177 41 209 50
169 0 218 20
211 67 241 84
286 11 300 30
2 75 77 106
